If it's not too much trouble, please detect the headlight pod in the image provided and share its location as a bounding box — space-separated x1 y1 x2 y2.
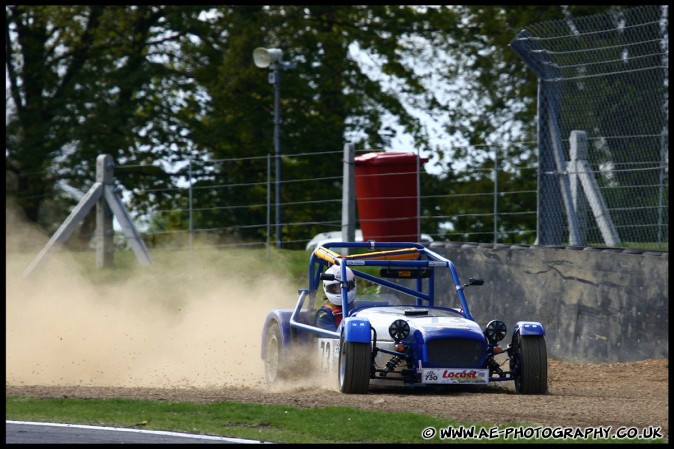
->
388 319 410 341
485 320 507 344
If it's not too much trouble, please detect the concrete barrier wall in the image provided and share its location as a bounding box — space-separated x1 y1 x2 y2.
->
428 243 668 363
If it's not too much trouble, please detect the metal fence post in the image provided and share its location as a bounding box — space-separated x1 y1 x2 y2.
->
267 154 271 258
417 148 421 242
341 143 356 254
657 130 667 249
511 31 563 245
188 158 193 257
511 30 581 245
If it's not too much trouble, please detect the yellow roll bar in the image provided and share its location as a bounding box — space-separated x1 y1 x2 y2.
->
313 245 421 265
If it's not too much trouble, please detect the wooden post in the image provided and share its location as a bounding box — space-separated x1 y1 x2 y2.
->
23 153 153 277
96 154 114 267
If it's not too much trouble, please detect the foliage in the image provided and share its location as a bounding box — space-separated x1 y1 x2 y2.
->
6 5 621 247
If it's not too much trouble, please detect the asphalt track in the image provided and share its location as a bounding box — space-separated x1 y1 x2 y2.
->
5 421 271 444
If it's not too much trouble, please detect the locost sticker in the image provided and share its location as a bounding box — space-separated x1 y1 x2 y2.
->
421 368 489 384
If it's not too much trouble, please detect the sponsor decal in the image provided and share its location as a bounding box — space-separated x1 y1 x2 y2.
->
422 368 489 384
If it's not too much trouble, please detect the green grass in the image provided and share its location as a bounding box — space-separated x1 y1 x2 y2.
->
7 396 665 444
6 397 444 444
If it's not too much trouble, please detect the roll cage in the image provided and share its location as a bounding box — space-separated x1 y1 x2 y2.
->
290 241 481 339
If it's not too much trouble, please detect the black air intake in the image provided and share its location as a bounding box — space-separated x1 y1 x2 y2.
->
426 338 484 367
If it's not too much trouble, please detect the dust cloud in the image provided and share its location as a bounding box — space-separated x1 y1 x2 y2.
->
5 201 303 390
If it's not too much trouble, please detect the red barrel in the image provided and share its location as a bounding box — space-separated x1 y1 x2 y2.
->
354 152 426 242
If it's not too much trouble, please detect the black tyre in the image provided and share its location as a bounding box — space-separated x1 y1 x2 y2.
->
511 333 548 394
264 322 287 385
338 333 371 394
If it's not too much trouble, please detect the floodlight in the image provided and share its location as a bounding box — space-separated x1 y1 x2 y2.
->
253 46 295 249
253 47 283 68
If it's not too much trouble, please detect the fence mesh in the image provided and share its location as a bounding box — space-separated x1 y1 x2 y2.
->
104 6 669 253
511 5 668 248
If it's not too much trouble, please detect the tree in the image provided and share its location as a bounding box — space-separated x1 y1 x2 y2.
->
5 5 210 239
6 5 622 248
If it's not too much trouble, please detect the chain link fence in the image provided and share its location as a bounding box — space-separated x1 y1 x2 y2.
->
113 146 539 253
511 5 668 249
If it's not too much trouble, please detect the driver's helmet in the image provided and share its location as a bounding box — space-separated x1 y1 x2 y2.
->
323 264 356 306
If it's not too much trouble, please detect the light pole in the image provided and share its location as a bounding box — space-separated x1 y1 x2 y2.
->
253 47 295 248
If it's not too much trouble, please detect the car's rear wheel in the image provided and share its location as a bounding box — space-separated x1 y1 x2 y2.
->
264 322 287 385
511 333 548 394
338 333 371 394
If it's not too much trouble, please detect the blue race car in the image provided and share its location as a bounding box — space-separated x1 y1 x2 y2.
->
261 241 547 394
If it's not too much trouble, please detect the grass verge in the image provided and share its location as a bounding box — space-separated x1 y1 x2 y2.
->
6 396 666 444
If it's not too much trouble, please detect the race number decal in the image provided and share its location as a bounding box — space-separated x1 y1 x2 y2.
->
317 338 339 374
421 368 489 384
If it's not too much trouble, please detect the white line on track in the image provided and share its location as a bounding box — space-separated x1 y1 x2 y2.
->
6 420 273 444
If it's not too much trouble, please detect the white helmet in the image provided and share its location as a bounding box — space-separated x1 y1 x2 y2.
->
322 264 356 306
